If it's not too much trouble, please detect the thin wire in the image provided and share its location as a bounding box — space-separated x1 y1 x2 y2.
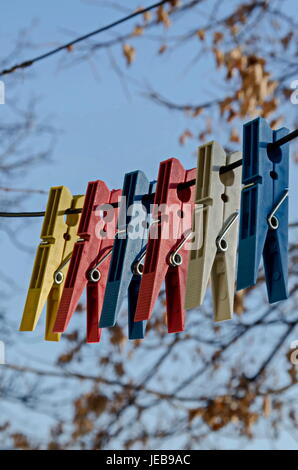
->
0 0 171 77
0 209 81 218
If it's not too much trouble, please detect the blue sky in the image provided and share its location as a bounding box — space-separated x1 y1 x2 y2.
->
0 0 297 449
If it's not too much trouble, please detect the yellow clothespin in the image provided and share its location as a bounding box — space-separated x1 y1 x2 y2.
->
185 141 242 321
19 186 84 341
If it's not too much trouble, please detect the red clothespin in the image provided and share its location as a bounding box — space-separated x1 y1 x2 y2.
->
134 158 196 333
53 180 121 342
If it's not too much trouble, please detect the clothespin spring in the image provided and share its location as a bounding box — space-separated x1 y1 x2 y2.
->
133 248 147 276
54 229 127 284
133 223 193 275
133 219 160 276
267 190 289 230
216 211 239 252
88 228 127 282
89 250 113 282
54 238 85 284
168 229 193 267
133 225 193 276
54 253 73 284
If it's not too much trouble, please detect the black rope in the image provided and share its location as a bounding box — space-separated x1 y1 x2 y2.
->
268 129 298 152
0 130 296 218
219 158 243 175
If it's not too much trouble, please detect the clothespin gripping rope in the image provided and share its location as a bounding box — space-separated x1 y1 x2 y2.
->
216 211 240 252
220 128 298 176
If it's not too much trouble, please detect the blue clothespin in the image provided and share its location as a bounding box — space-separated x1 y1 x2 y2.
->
99 170 156 339
237 117 289 303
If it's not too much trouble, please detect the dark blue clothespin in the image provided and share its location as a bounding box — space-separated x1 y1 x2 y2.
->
237 117 289 303
99 170 156 339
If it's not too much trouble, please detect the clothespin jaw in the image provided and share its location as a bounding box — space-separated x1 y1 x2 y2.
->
185 142 242 321
210 150 242 321
53 180 121 342
237 117 289 303
20 187 84 341
128 180 156 339
134 158 196 333
45 195 85 341
100 171 156 339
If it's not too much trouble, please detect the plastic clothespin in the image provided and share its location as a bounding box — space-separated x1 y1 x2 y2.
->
52 180 121 342
237 117 289 303
19 186 84 341
134 158 196 333
184 142 242 321
99 170 156 339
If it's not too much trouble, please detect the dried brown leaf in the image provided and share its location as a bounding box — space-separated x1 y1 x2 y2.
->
132 25 144 36
123 44 136 66
197 29 205 41
179 129 193 145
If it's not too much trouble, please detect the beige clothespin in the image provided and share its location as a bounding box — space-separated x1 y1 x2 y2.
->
185 141 242 321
